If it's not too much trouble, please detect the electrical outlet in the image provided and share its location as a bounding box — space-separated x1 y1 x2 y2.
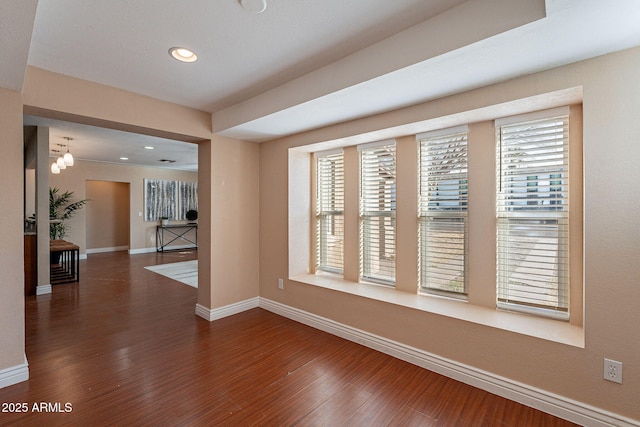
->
278 278 284 290
604 358 623 384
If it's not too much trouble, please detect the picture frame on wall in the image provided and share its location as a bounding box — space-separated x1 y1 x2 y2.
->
144 178 198 222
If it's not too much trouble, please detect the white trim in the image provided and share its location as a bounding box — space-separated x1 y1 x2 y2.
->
0 355 29 389
86 246 129 254
416 124 468 141
495 106 570 127
129 247 157 255
357 138 395 151
195 297 260 322
258 298 639 427
314 148 343 158
289 274 582 347
36 284 52 295
80 253 87 260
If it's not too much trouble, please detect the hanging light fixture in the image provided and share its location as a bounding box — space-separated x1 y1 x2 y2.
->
56 155 67 170
63 137 74 166
50 137 74 174
51 148 64 173
51 150 60 175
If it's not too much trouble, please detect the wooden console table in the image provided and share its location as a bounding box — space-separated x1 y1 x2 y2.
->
50 240 80 285
156 224 198 252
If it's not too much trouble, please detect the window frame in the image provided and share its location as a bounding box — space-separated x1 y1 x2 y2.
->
495 107 572 320
358 140 397 286
417 125 469 298
315 149 345 275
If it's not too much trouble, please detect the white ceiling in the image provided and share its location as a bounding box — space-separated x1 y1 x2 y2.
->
5 0 640 167
23 115 199 171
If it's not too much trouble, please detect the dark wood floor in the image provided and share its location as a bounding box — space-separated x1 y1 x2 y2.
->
0 251 577 426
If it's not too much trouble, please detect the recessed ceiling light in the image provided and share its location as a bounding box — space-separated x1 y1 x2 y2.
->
144 146 155 150
169 47 198 63
120 157 129 160
239 0 267 14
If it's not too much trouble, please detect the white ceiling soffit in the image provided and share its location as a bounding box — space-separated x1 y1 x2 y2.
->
213 0 546 139
0 0 38 91
216 0 640 141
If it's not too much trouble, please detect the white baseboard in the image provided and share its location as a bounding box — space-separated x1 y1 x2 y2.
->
80 253 87 260
195 297 260 322
258 298 639 427
129 247 156 255
36 284 52 295
129 244 196 255
0 355 29 389
86 246 128 254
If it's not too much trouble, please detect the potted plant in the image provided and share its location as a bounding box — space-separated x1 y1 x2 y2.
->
49 187 88 241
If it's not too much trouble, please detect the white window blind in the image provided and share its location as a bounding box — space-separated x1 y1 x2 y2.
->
497 114 570 318
359 141 396 285
316 151 344 274
418 128 468 295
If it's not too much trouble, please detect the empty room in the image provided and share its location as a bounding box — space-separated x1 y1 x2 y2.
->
1 0 639 425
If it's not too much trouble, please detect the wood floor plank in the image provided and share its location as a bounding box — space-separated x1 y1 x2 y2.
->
0 251 578 426
388 405 438 427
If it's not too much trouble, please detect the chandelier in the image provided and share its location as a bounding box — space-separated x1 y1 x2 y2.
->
51 137 74 174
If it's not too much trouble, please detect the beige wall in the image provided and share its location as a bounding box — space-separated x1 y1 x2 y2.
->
205 135 260 309
86 180 130 250
23 67 212 143
0 88 25 368
197 135 260 311
50 160 197 254
259 46 640 419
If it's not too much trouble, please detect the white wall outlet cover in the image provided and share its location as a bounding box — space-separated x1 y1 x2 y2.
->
239 0 267 14
604 358 623 384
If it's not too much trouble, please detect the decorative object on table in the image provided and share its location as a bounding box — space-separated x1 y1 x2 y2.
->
186 209 198 222
161 217 169 226
49 187 88 240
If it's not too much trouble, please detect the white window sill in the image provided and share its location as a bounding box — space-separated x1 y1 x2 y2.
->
290 273 584 348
